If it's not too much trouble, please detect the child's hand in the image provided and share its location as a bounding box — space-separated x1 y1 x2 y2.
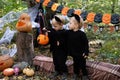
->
83 53 88 59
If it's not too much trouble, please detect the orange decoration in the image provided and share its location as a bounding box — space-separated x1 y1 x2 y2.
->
51 3 59 11
74 10 81 16
0 55 14 71
61 7 70 16
102 14 111 24
3 68 14 76
37 34 49 45
43 0 51 6
16 13 32 32
87 12 96 22
36 0 40 2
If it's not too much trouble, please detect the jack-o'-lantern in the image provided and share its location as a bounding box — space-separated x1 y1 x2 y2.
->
0 55 14 71
37 34 49 45
16 13 32 32
61 7 70 16
51 3 59 11
74 10 81 16
87 12 96 22
43 0 50 6
102 14 111 24
3 68 14 76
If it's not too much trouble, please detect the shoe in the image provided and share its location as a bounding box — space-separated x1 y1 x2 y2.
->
82 76 90 80
49 71 60 79
71 74 81 80
61 73 68 80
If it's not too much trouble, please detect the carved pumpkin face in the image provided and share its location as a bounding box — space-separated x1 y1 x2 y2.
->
102 14 111 24
51 3 59 11
74 10 81 16
43 0 51 6
37 34 49 45
87 12 96 22
61 7 70 16
16 13 32 32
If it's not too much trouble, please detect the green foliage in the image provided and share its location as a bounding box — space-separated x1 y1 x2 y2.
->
95 33 120 64
0 0 27 17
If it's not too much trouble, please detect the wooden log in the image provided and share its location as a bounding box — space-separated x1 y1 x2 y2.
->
16 32 34 65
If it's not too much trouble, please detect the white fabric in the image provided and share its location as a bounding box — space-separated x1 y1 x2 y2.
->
0 27 16 45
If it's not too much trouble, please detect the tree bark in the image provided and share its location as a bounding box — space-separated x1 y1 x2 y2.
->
16 32 34 65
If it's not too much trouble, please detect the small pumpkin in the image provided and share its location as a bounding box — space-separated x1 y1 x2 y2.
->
102 13 111 24
87 12 96 22
3 68 14 76
23 68 34 77
61 7 70 16
51 3 59 11
37 34 49 45
43 0 50 7
74 10 81 16
16 13 32 32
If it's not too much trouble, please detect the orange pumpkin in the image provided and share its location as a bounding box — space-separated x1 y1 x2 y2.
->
61 7 70 16
0 55 14 71
36 0 40 2
16 13 32 32
87 12 96 22
74 10 81 16
51 3 59 11
43 0 50 6
37 34 49 45
3 68 14 76
102 14 111 24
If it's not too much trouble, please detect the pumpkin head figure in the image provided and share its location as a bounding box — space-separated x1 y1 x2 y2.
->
16 13 32 32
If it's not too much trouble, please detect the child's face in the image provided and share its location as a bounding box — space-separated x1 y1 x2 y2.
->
52 19 63 31
69 17 79 30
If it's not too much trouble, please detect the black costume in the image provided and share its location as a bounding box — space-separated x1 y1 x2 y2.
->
67 30 89 76
48 29 68 73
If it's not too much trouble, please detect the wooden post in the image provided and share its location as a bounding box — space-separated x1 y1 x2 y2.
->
16 32 34 65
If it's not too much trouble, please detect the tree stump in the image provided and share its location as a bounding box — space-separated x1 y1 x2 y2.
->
16 32 34 65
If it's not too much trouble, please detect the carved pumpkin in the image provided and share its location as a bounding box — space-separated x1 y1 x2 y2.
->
87 12 96 22
3 68 14 76
0 55 14 71
37 34 49 45
74 10 81 16
102 14 111 24
23 68 34 77
43 0 50 6
16 13 32 32
61 7 70 16
51 3 59 11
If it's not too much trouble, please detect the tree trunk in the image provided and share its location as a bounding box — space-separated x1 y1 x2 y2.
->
16 32 34 65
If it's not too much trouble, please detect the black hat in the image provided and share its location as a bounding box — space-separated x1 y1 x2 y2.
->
47 1 54 8
56 5 64 13
94 13 103 23
67 9 75 17
80 11 88 21
111 14 120 24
